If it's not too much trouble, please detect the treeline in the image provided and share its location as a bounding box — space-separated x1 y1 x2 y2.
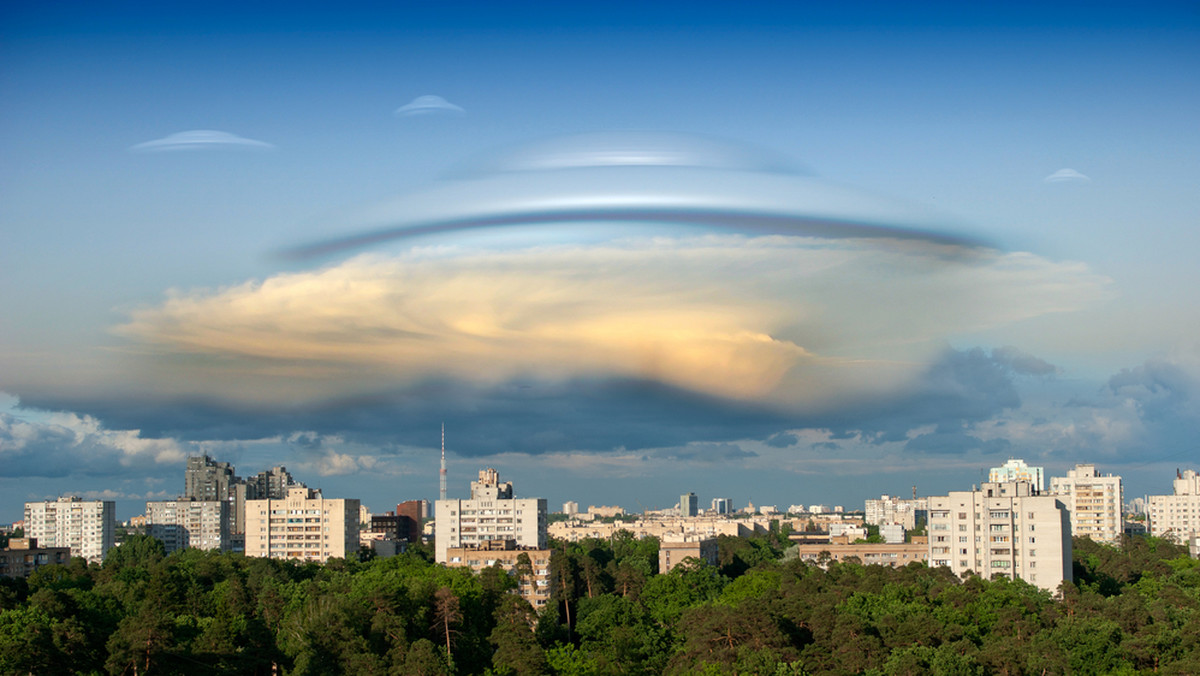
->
1 532 1197 675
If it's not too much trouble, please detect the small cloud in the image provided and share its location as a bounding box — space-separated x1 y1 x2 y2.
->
765 432 799 448
395 94 465 117
130 130 274 153
1043 168 1091 183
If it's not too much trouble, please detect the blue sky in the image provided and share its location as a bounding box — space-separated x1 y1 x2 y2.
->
2 2 1198 520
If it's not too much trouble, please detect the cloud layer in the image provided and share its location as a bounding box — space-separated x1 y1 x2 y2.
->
118 235 1109 408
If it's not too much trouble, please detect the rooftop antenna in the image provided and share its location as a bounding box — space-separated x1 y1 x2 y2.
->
440 423 448 502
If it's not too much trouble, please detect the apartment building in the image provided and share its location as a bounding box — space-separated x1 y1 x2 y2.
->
445 540 553 608
927 481 1072 593
989 458 1046 491
1148 469 1200 545
1048 464 1123 544
864 495 928 530
434 468 547 563
23 497 116 564
145 498 230 554
244 486 359 562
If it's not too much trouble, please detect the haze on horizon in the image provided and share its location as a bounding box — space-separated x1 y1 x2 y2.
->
2 2 1198 520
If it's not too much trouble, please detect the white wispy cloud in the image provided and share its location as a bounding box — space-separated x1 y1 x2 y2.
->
130 130 275 152
395 95 465 117
1044 168 1091 183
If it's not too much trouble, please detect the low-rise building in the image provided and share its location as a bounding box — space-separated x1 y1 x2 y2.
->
659 537 718 571
788 541 928 568
0 538 71 578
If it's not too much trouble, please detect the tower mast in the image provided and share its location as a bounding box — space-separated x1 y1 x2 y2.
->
439 422 447 502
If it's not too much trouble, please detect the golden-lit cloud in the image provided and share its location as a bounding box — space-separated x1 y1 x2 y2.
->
116 235 1110 405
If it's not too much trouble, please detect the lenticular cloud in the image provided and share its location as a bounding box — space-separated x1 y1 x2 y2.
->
130 130 274 152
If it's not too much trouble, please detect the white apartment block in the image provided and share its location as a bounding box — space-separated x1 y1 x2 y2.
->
989 458 1046 491
23 497 116 564
1048 464 1123 545
927 481 1072 593
145 499 230 554
1148 469 1200 545
244 486 360 562
864 495 929 530
435 469 547 563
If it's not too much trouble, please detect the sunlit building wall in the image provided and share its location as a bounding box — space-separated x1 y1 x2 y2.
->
1048 464 1123 544
1148 469 1200 545
927 481 1071 593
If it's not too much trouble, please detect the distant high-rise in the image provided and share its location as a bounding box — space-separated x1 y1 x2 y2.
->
245 465 296 500
711 498 732 515
185 455 236 501
989 458 1046 492
680 492 698 517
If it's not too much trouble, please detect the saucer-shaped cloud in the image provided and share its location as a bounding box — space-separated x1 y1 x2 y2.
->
395 94 465 117
1044 168 1091 183
118 236 1109 408
283 132 987 259
130 130 274 152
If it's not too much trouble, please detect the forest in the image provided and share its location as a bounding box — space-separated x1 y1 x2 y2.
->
1 530 1197 675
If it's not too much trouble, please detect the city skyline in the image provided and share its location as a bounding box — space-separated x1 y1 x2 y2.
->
3 2 1199 521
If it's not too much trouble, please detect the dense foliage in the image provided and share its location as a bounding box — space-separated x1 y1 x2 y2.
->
1 533 1196 675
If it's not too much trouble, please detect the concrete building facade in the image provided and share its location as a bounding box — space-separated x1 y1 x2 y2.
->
864 495 928 530
435 469 547 563
1148 469 1200 545
23 497 116 564
0 538 72 578
185 455 236 502
244 486 359 562
1048 464 1124 544
445 540 553 608
788 541 928 568
989 458 1046 491
145 499 230 554
660 537 718 572
927 481 1072 593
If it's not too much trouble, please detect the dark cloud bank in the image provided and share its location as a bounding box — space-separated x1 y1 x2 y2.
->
13 346 1079 466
